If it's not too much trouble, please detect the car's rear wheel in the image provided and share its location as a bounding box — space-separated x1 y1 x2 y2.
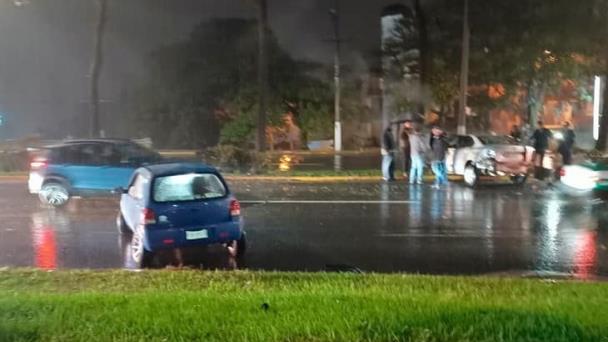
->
116 212 131 235
227 233 247 258
511 174 528 186
39 182 70 207
463 164 479 188
131 225 153 268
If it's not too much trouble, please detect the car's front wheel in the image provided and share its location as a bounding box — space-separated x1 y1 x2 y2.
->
227 233 247 259
463 164 479 188
131 225 154 268
39 182 70 207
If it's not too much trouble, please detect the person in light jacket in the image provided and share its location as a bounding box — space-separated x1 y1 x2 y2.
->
408 124 427 185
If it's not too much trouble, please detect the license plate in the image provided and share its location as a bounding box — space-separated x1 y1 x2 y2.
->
186 229 208 240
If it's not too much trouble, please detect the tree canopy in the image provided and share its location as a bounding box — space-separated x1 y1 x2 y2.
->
132 18 335 148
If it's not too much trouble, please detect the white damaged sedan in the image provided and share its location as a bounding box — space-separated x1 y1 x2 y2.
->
446 134 543 187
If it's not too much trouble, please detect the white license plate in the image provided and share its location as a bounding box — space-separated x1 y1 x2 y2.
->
186 229 208 240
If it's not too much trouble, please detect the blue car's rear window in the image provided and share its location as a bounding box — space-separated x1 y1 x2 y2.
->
153 173 226 203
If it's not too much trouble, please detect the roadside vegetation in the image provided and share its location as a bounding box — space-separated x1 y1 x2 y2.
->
0 270 607 341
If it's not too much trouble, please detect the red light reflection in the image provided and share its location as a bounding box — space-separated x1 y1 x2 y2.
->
573 231 597 280
32 226 57 270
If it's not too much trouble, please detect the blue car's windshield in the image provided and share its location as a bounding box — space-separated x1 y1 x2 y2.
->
153 173 226 203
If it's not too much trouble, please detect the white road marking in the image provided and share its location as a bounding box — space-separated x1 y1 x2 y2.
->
378 233 521 238
240 200 418 205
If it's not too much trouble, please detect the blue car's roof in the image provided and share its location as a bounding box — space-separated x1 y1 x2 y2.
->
142 163 219 177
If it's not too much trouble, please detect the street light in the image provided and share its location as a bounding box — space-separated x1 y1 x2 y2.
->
593 76 602 141
457 0 470 135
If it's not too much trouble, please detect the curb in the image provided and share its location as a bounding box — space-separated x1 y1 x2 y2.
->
225 175 464 182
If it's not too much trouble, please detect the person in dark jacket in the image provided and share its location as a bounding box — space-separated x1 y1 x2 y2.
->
399 121 413 178
558 121 575 165
531 121 553 179
381 126 396 181
430 126 449 188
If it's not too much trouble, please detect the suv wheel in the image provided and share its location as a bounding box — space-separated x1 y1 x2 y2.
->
463 164 479 188
39 182 70 207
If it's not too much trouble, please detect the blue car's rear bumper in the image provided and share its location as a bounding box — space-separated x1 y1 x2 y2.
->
144 221 243 252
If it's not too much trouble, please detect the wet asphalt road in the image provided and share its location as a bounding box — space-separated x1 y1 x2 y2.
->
0 178 607 278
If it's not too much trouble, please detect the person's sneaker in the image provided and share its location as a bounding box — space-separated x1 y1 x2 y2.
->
431 184 440 189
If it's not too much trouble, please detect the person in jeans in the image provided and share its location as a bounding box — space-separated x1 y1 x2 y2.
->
430 126 449 188
408 124 427 185
381 126 396 181
399 121 413 178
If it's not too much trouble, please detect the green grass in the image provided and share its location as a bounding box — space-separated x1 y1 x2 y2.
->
0 270 607 341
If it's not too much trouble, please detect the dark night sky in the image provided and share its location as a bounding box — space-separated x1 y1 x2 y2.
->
0 0 406 137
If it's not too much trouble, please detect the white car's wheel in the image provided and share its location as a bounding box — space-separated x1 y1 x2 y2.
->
511 174 528 186
463 164 479 188
39 182 70 207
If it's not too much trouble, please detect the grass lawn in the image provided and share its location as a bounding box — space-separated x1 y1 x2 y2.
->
0 270 607 341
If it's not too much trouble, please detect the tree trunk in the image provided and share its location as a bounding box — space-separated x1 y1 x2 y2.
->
256 0 268 152
89 0 108 138
526 80 546 127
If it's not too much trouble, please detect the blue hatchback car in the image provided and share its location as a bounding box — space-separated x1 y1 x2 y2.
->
29 139 162 207
116 163 246 267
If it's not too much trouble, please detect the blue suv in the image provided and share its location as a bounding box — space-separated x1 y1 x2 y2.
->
29 139 162 207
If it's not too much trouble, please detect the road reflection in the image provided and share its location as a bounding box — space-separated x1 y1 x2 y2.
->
14 185 608 277
30 210 74 270
533 193 601 278
29 206 241 271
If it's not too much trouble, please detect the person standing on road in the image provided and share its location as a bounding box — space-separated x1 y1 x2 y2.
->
430 126 449 188
558 121 575 165
381 126 396 181
408 124 427 185
531 121 553 179
399 121 413 179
